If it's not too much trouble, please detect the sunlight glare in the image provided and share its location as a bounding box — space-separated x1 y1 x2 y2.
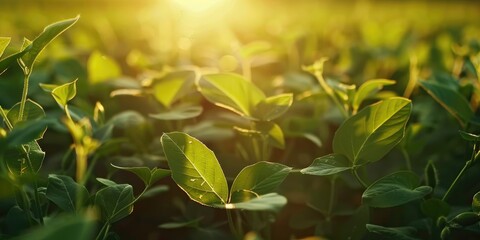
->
170 0 227 13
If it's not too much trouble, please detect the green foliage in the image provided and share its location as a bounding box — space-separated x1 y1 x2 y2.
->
87 51 121 84
362 171 432 208
95 184 135 223
301 154 351 176
46 174 89 212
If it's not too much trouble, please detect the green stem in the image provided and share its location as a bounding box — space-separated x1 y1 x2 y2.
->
18 73 31 122
442 142 476 201
227 210 240 239
352 168 368 188
401 147 412 171
95 222 109 240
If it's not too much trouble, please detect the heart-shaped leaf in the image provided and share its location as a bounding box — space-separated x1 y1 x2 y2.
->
253 93 293 121
161 132 229 206
353 79 396 112
219 193 287 211
0 37 10 58
230 161 291 202
366 224 420 240
95 184 134 223
153 70 196 108
5 140 45 175
51 79 77 108
362 171 432 208
333 97 411 166
21 16 79 74
301 154 352 176
419 80 473 126
88 51 121 84
149 105 203 120
46 174 89 212
198 73 265 117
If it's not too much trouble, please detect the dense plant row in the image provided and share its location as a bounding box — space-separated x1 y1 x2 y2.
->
1 14 480 240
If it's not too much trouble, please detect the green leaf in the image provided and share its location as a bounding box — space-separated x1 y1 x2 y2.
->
0 37 10 58
153 70 196 108
253 93 293 121
424 160 438 189
5 140 45 175
230 161 291 202
46 174 89 212
198 73 265 117
5 118 51 146
51 79 77 107
459 130 480 142
362 171 432 208
4 206 30 236
421 198 450 219
95 184 135 223
141 185 169 198
12 213 96 240
96 178 117 187
218 193 287 211
255 121 285 149
7 99 46 127
353 79 396 112
149 105 203 120
301 154 352 176
39 83 59 92
419 80 473 126
0 49 29 75
158 217 202 229
20 16 79 74
366 224 420 240
111 164 170 186
87 51 121 84
161 132 229 206
473 191 480 213
333 97 412 165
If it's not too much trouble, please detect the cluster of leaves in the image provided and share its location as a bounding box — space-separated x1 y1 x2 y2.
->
1 12 480 240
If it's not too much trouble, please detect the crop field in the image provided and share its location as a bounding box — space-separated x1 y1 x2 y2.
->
1 0 480 239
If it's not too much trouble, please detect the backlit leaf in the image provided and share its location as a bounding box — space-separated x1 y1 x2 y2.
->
153 70 195 108
253 93 293 121
7 99 46 127
218 193 287 211
230 162 291 202
362 171 432 208
333 97 411 165
161 132 228 206
353 79 395 112
198 73 265 117
51 79 77 107
149 105 202 120
301 154 352 176
88 51 121 84
0 37 10 58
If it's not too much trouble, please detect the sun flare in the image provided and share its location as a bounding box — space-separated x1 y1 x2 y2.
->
170 0 228 13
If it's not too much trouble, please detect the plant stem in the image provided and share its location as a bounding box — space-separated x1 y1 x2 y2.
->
327 177 337 219
227 210 240 239
442 142 477 201
312 69 349 119
95 222 109 240
18 73 31 122
352 168 368 188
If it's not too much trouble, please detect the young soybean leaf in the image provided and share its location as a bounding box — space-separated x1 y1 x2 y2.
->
198 73 265 117
218 193 287 212
111 164 170 186
96 178 117 187
141 185 169 198
51 79 77 108
158 217 202 229
229 161 291 203
5 118 51 146
419 80 473 126
333 97 411 166
353 79 396 112
153 70 196 108
473 191 480 213
362 171 432 208
424 160 438 189
87 51 121 84
20 16 79 74
0 37 10 58
253 93 293 121
149 105 203 120
46 174 89 212
95 184 134 223
366 224 420 240
161 132 229 206
0 45 31 75
301 154 352 176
